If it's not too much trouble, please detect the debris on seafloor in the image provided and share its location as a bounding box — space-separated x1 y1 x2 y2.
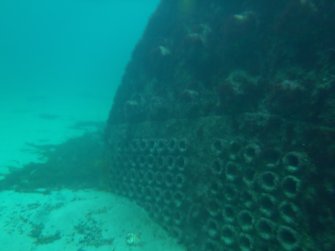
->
125 232 142 247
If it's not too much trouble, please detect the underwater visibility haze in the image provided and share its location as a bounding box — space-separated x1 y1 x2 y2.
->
0 0 159 97
0 0 159 167
1 0 335 251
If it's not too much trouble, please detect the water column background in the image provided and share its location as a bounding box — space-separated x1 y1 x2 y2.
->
0 0 160 168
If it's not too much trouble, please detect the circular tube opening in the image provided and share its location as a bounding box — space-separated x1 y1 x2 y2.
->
239 234 253 251
243 144 261 163
279 201 299 224
283 152 307 173
165 172 174 187
240 191 254 208
202 240 220 251
156 139 167 153
259 193 276 217
212 139 224 155
243 168 255 186
225 161 241 181
277 226 299 250
207 199 221 217
222 205 235 223
175 156 187 171
173 191 184 208
256 218 275 240
205 219 220 238
224 185 238 201
175 174 185 188
282 175 301 198
221 225 236 245
211 159 224 174
178 138 188 153
237 210 254 231
259 171 279 191
167 138 177 152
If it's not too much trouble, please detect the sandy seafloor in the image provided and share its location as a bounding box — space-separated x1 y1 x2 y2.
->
0 90 185 251
0 189 183 251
